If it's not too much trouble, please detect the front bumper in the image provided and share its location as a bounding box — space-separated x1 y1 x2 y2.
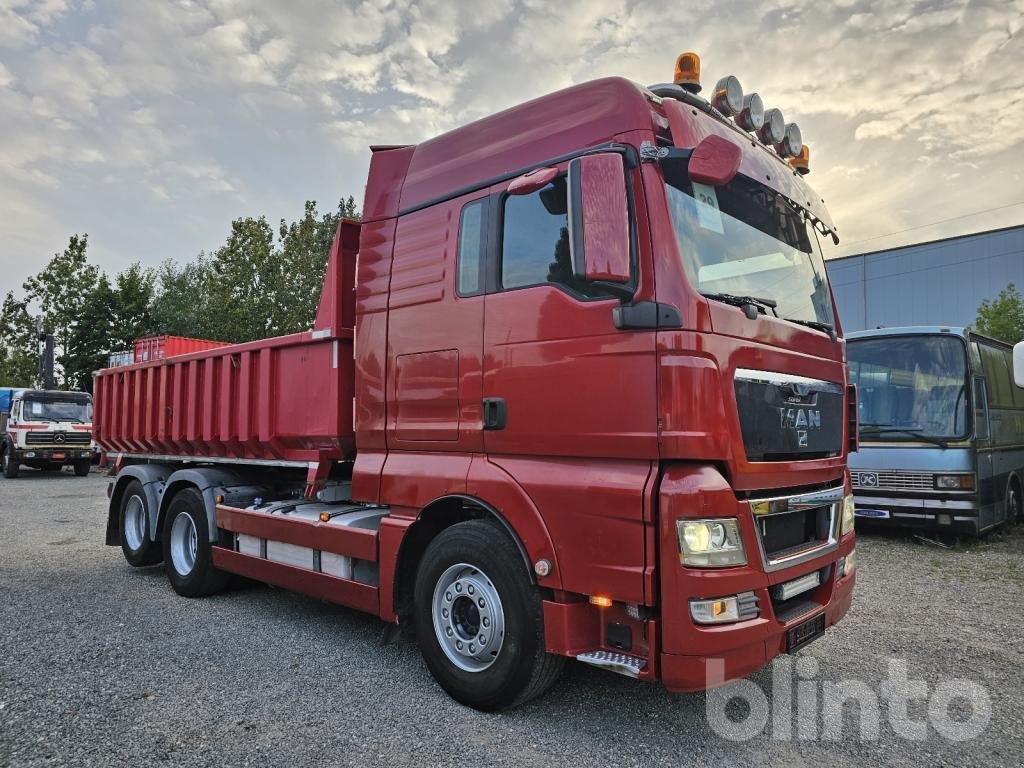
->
657 464 855 693
12 447 95 463
853 493 978 535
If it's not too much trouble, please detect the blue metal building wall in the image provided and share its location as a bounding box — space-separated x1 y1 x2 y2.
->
826 225 1024 333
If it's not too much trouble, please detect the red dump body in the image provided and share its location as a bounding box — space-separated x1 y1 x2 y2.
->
134 335 229 363
94 222 360 467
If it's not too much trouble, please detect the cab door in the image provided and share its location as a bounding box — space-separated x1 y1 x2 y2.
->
478 159 658 603
973 375 996 526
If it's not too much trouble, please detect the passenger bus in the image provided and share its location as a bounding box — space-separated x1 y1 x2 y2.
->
847 327 1024 536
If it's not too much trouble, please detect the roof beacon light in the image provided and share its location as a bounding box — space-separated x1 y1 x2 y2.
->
674 52 702 93
776 122 803 158
758 108 785 145
711 75 743 116
789 145 810 175
735 92 764 132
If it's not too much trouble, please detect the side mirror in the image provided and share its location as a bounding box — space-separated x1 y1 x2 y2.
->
1013 341 1024 388
568 153 630 284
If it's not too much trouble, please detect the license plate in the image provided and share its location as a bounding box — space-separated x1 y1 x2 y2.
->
855 508 890 519
52 452 65 460
786 613 825 654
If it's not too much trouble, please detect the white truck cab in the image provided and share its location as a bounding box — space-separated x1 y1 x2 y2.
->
1 389 95 478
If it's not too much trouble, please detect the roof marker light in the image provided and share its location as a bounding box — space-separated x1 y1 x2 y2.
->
758 108 785 145
735 92 764 132
789 145 810 175
673 52 701 93
776 123 803 158
711 75 743 116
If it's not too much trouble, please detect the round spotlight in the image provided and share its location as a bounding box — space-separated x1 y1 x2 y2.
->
735 92 764 132
776 123 803 158
758 108 785 145
711 75 743 116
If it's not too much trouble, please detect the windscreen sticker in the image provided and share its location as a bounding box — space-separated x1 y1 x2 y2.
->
30 401 43 415
691 182 724 234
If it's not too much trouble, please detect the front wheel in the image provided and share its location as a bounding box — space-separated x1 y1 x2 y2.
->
2 447 18 479
1006 480 1022 527
73 460 90 477
162 488 228 597
413 519 564 711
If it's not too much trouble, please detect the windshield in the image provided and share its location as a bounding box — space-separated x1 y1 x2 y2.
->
22 398 92 423
848 335 969 441
663 160 834 327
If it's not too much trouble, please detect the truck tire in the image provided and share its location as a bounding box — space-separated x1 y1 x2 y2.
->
162 487 228 598
2 446 18 479
119 480 162 567
73 460 90 477
413 519 565 711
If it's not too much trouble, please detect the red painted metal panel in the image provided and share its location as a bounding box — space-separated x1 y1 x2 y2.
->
215 504 377 561
212 547 378 616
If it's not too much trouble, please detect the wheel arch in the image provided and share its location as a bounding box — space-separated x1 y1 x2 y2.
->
391 493 547 625
106 464 173 546
156 466 270 543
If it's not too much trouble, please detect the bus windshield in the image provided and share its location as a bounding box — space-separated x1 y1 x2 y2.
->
848 335 969 441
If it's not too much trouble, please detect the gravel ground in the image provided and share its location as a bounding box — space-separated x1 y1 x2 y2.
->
2 469 1023 767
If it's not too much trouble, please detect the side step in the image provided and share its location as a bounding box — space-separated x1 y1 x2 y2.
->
576 650 647 678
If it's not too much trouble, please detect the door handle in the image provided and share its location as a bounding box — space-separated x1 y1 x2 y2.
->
482 398 507 430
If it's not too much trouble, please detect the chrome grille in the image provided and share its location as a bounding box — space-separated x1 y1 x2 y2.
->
851 470 933 491
24 431 92 446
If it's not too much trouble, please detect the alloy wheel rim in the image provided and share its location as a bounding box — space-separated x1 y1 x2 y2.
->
431 563 505 672
169 513 198 576
123 495 146 551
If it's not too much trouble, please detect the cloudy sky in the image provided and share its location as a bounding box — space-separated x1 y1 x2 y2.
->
1 0 1022 298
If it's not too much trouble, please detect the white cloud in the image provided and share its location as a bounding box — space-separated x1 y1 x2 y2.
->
0 0 1023 293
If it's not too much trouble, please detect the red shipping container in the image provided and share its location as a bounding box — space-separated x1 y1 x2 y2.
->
134 336 228 363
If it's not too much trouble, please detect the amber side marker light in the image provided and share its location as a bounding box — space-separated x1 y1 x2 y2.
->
789 145 811 175
674 51 701 93
320 511 331 522
589 595 613 608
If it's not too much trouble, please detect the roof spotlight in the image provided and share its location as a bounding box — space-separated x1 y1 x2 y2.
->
735 92 764 132
758 108 785 145
711 75 743 116
776 123 803 158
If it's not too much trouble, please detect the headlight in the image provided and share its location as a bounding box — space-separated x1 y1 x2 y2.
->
935 474 974 490
841 494 856 536
676 518 746 567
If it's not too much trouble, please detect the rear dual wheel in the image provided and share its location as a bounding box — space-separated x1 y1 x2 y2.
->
413 520 564 711
162 488 228 598
119 480 162 567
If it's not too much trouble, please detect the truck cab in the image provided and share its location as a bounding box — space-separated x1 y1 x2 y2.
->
2 389 96 478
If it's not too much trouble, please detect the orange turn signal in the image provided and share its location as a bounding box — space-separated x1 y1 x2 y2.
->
673 51 701 93
789 145 810 175
319 511 331 522
589 595 613 608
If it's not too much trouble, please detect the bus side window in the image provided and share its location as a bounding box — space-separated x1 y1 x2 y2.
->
974 377 990 440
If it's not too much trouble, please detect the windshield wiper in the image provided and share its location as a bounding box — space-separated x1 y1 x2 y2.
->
859 426 949 449
784 317 837 341
701 292 778 318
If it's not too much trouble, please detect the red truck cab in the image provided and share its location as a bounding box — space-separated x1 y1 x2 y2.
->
95 53 855 710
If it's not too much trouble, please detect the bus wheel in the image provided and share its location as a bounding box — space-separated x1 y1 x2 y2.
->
1007 479 1022 527
413 519 564 711
162 488 228 598
119 480 162 567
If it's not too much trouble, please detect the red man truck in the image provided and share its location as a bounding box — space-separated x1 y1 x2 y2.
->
94 52 857 711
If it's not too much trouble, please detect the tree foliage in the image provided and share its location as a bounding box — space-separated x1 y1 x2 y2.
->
974 283 1024 345
0 197 360 392
0 291 37 386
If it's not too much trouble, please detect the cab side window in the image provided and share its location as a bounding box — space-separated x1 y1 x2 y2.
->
500 178 604 298
457 199 486 296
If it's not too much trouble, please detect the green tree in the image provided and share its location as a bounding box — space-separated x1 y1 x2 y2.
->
0 291 38 386
149 256 214 339
22 234 99 387
205 216 279 342
974 283 1024 344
